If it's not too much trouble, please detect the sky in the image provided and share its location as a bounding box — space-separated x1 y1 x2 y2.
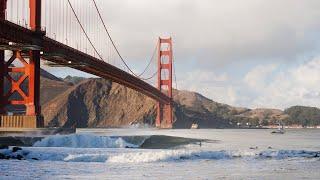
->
11 0 320 109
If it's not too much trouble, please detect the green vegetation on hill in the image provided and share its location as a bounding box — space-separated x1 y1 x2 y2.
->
284 106 320 126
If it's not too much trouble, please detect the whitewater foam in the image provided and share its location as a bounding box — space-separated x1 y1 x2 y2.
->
107 149 231 163
258 150 320 159
4 133 318 164
3 147 318 163
33 133 138 148
63 154 108 162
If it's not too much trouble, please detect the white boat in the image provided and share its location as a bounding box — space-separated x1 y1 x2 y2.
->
271 123 285 134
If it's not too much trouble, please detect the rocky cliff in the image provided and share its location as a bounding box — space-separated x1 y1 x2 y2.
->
43 78 156 128
42 78 238 128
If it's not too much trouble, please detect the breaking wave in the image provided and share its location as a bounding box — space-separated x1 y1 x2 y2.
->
5 134 315 163
33 134 139 148
2 148 319 163
32 134 205 149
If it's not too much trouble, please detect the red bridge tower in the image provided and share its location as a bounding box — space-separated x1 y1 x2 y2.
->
156 37 173 128
0 0 43 128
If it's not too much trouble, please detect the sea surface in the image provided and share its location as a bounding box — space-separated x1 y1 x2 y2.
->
0 128 320 179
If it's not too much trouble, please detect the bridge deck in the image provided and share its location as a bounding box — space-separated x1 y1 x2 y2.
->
0 20 171 104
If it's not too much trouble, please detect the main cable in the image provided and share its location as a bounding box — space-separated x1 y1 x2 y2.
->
91 0 158 80
92 0 138 76
67 0 104 61
68 0 159 81
138 42 158 77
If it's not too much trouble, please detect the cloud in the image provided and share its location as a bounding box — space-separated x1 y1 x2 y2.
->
8 0 318 67
190 57 320 109
247 57 320 109
6 0 320 109
177 70 238 105
91 0 320 67
244 64 277 91
184 70 229 83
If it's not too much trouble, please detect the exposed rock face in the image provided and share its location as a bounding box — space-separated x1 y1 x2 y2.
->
40 71 73 105
42 78 239 128
43 78 156 128
172 90 236 128
63 75 87 85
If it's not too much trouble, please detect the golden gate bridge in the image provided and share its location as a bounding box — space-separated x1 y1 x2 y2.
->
0 0 177 129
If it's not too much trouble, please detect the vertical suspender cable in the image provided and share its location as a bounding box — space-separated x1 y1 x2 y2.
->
61 0 64 43
77 1 80 50
44 0 46 31
16 0 19 24
173 55 178 90
47 0 49 35
67 0 104 61
49 0 52 37
65 0 67 44
22 0 25 26
9 0 12 20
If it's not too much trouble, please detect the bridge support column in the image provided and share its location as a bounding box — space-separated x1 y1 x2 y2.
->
0 50 4 115
29 0 42 127
156 37 173 128
0 0 7 115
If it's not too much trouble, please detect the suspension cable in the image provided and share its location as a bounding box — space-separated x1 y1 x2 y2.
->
67 0 104 61
91 0 139 75
142 71 158 81
137 42 158 77
68 0 158 81
91 0 158 80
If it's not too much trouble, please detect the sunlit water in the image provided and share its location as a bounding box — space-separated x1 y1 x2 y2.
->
1 129 320 179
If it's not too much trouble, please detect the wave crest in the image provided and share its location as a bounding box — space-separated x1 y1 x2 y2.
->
33 134 138 148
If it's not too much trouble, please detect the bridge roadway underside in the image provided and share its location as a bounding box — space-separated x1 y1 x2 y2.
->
0 20 171 104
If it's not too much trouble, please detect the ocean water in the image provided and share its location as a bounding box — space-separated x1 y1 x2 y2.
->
1 129 320 179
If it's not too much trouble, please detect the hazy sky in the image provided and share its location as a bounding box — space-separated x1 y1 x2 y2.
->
28 0 320 109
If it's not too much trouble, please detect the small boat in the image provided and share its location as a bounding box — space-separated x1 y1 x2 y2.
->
271 123 285 134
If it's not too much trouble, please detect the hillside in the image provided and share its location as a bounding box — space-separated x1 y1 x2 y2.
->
63 75 87 85
233 108 289 126
39 70 73 105
4 72 320 128
43 78 156 128
284 106 320 126
42 78 237 128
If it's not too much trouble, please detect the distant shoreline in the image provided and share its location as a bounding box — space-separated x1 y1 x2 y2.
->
264 126 320 129
232 126 320 129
